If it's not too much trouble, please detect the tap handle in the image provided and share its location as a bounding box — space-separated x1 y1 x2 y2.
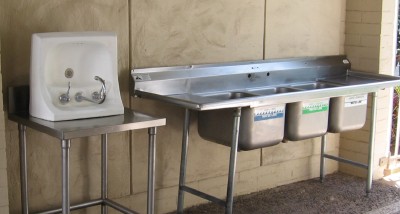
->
59 82 71 104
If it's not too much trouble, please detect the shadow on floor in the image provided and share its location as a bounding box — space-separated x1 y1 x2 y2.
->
179 172 400 214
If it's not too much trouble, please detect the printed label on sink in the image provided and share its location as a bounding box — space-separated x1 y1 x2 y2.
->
302 100 329 114
254 106 285 121
344 94 368 107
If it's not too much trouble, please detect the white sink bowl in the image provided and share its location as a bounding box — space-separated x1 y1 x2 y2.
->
30 32 124 121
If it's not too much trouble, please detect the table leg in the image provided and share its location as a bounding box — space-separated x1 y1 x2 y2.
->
225 108 241 214
18 124 29 214
320 134 326 182
61 139 71 214
147 127 157 214
177 109 191 213
101 134 108 214
367 92 377 194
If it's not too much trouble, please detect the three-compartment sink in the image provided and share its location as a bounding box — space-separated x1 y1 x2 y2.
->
198 82 341 146
131 55 400 150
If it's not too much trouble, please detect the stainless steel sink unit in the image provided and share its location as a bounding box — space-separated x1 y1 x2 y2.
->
131 55 400 214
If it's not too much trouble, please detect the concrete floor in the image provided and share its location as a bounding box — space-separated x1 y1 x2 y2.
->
180 172 400 214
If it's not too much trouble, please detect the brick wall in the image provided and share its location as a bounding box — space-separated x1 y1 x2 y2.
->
342 0 397 178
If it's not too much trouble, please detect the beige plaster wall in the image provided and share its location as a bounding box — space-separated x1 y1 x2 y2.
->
0 39 10 214
1 0 345 213
342 0 397 178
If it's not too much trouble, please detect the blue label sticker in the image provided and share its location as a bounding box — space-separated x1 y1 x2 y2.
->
254 106 285 121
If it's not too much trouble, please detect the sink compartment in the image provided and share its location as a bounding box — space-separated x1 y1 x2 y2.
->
328 94 368 133
198 104 285 150
248 87 300 95
201 91 257 100
285 98 330 141
291 82 341 90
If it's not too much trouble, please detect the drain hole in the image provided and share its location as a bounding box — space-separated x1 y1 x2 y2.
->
65 68 74 78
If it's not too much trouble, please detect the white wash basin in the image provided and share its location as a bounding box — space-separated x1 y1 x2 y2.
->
30 32 124 121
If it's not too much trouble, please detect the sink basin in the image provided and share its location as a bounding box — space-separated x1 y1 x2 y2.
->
198 104 286 150
30 32 124 121
284 98 330 141
200 91 257 100
290 82 341 90
328 94 368 133
248 87 300 95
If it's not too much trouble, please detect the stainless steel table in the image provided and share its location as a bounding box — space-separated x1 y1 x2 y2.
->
8 108 166 214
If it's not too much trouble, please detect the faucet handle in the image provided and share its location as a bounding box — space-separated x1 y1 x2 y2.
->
59 82 71 104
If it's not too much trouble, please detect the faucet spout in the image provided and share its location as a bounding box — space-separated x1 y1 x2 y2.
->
93 76 107 104
75 76 107 104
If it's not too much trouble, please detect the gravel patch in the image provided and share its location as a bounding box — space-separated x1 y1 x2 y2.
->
180 173 400 214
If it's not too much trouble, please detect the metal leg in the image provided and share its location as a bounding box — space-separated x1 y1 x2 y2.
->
19 124 29 214
61 140 71 214
177 109 191 213
101 134 108 214
367 92 377 194
320 134 327 182
147 127 157 214
226 108 241 214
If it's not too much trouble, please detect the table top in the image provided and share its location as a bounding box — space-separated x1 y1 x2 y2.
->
8 108 166 140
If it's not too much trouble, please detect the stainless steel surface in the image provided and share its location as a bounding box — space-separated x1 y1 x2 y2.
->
19 124 28 214
11 107 165 214
104 199 138 214
36 199 103 214
328 94 367 133
61 139 71 214
8 108 166 139
367 92 378 194
226 108 241 214
198 104 285 150
131 56 400 111
323 154 368 169
178 109 191 214
101 134 108 214
320 134 326 182
284 98 330 141
181 186 226 207
147 127 156 214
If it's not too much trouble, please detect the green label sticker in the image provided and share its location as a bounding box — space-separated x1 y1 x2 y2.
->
302 100 329 114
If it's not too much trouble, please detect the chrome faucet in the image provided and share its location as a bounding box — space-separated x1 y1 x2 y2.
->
59 82 71 104
75 76 107 104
